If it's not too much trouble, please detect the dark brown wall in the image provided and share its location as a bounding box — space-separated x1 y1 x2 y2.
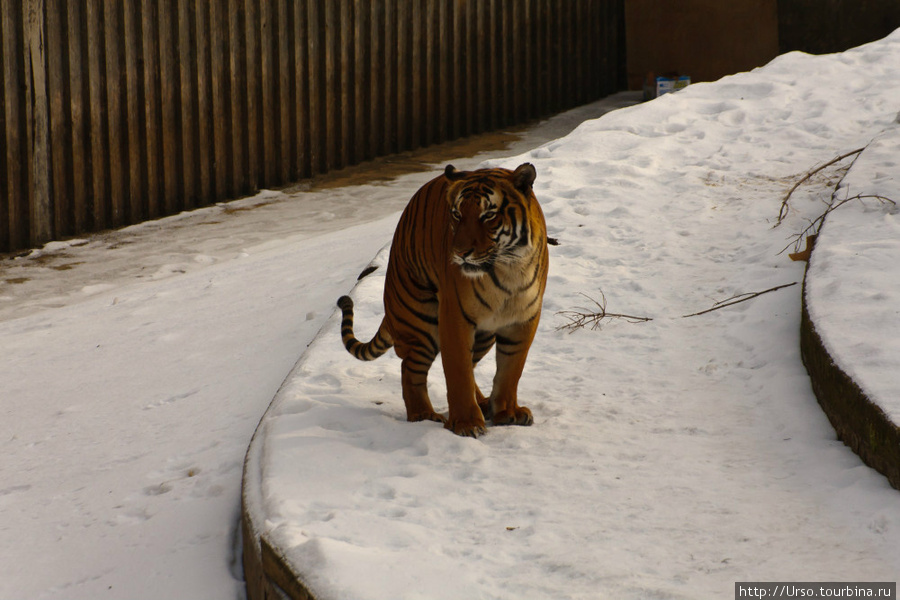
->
625 0 779 90
779 0 900 55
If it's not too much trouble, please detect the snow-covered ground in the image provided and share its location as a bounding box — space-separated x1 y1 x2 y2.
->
0 91 638 598
807 122 900 424
246 32 900 600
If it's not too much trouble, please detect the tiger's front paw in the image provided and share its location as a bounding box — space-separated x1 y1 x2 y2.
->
492 406 533 427
445 417 487 438
408 411 447 425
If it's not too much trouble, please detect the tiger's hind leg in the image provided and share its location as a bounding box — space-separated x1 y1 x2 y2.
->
396 343 446 425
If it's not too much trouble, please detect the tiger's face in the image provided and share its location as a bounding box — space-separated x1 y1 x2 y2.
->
445 164 537 278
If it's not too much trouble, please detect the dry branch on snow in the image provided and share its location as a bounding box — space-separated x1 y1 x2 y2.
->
555 292 652 333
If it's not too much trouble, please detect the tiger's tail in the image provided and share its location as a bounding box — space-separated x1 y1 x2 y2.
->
337 296 394 361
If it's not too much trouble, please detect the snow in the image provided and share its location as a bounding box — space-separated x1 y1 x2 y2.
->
3 30 900 600
806 122 900 423
0 91 637 599
248 31 900 600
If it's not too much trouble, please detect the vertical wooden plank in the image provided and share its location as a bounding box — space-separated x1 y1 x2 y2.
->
324 0 339 169
475 1 488 133
504 0 515 125
524 0 537 120
535 0 545 117
339 0 353 167
281 0 298 179
354 0 369 163
549 0 559 112
565 0 576 107
423 0 437 147
586 0 595 101
409 0 422 149
259 0 276 183
552 0 563 112
68 2 94 231
177 0 198 208
65 0 89 232
449 0 463 141
159 0 183 213
396 0 410 151
0 1 9 250
86 0 109 229
294 0 310 178
142 0 162 218
582 0 591 101
557 0 568 110
565 1 577 108
574 0 586 105
210 0 232 197
463 0 476 136
243 0 262 189
610 0 620 94
590 0 598 99
586 0 597 100
492 0 503 125
599 0 608 97
25 0 53 245
614 0 626 93
367 0 383 162
534 0 546 117
277 0 292 180
383 0 396 155
307 0 324 174
45 0 72 237
496 0 507 126
1 0 28 249
604 0 616 96
488 0 499 130
103 0 127 226
564 0 575 107
510 0 522 123
505 0 515 123
124 0 147 222
229 0 249 194
193 1 213 203
437 0 450 143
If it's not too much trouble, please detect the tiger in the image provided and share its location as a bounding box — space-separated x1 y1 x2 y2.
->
337 163 549 437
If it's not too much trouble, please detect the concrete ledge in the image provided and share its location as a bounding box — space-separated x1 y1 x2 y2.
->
241 519 316 600
241 400 319 600
800 268 900 491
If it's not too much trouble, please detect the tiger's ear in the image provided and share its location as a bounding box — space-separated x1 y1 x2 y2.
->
512 163 536 193
444 164 465 181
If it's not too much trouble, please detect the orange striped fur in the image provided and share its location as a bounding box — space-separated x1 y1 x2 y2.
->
338 163 549 437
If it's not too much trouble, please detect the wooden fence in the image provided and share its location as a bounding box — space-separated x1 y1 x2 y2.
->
1 0 624 253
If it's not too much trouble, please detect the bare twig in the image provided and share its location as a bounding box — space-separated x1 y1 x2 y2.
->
681 282 798 318
555 292 652 333
779 193 897 255
775 147 865 226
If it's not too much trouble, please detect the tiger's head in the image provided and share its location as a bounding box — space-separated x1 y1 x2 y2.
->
444 163 538 278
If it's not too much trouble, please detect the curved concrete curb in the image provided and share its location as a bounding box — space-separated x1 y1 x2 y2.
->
242 432 315 600
800 244 900 491
242 355 323 600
